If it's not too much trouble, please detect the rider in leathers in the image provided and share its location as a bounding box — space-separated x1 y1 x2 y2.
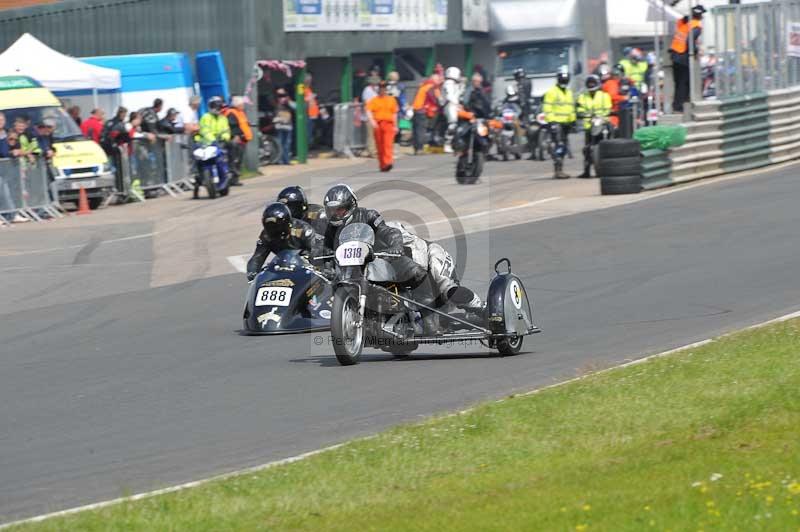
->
386 221 484 319
323 184 441 333
246 202 321 281
277 185 328 235
442 66 464 154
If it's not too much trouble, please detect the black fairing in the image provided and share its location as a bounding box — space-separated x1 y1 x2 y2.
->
243 250 332 335
486 271 535 336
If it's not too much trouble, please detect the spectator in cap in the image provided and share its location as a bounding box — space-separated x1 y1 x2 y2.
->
157 108 185 135
36 119 56 159
670 4 706 112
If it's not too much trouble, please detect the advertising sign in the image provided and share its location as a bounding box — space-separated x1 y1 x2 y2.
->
462 0 489 33
284 0 448 32
789 22 800 58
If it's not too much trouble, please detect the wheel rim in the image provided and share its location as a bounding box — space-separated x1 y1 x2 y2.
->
341 296 362 356
507 335 522 349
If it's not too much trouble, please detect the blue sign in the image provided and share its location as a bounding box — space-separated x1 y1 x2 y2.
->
369 0 394 15
295 0 321 14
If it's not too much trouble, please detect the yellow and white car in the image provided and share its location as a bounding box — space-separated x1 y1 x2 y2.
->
0 75 114 208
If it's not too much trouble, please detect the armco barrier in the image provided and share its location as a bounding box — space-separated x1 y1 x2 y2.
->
640 86 800 190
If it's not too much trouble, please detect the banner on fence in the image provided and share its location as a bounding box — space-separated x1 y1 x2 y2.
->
788 22 800 58
283 0 448 32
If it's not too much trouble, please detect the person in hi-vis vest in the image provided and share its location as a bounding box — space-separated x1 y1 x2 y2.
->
670 4 706 112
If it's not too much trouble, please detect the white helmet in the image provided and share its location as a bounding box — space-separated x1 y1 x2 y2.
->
445 66 461 81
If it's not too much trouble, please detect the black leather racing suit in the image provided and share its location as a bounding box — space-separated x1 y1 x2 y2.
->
304 203 328 235
246 218 320 280
323 208 427 287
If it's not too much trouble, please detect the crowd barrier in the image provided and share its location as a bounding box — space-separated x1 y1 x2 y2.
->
111 135 194 202
640 85 800 190
711 1 800 99
0 157 64 224
333 103 367 157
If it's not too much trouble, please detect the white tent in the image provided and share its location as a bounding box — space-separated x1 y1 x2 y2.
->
0 33 120 111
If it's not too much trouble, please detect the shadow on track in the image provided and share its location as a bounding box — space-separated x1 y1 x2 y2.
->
290 351 535 367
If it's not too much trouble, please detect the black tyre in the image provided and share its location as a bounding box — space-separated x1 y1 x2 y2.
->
465 152 484 184
88 197 104 210
331 287 364 366
596 156 642 177
600 175 642 195
497 335 523 356
219 184 230 197
598 139 640 159
203 169 217 199
455 154 468 182
259 136 282 166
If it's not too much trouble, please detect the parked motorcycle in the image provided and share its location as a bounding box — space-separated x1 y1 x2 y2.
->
257 111 282 166
453 117 490 184
192 143 231 199
326 223 540 366
494 103 525 161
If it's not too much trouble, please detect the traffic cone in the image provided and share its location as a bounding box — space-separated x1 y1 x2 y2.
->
76 186 91 215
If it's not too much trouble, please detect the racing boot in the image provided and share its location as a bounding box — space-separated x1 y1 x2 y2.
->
448 286 486 324
578 163 592 179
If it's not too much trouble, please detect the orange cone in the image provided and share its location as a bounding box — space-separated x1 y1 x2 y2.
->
76 187 91 215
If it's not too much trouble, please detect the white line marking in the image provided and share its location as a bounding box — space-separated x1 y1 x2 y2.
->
0 231 160 258
4 306 800 529
425 196 562 227
226 254 250 274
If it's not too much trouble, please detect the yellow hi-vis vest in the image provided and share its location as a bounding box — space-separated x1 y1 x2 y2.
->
542 85 576 124
577 90 612 130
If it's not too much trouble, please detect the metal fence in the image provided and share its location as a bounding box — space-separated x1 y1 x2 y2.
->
333 103 368 158
712 0 800 99
114 135 195 200
0 157 63 224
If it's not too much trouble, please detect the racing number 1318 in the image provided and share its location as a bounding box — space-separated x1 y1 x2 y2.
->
343 247 362 259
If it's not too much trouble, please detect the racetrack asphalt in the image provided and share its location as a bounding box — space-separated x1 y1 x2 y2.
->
1 155 800 523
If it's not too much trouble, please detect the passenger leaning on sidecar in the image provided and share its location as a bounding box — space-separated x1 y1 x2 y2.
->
246 202 321 281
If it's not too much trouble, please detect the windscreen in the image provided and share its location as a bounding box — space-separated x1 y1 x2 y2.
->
1 106 83 141
498 43 570 77
338 222 375 246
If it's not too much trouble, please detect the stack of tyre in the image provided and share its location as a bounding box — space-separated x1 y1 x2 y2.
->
596 139 642 195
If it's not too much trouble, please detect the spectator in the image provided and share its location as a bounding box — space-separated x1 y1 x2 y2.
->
100 106 129 153
273 88 295 165
386 70 407 119
81 108 105 144
466 72 491 119
157 108 185 134
222 96 252 186
304 73 319 150
139 98 163 134
35 119 56 159
67 105 82 126
0 112 8 158
361 75 381 157
11 117 40 162
411 75 437 154
180 95 202 134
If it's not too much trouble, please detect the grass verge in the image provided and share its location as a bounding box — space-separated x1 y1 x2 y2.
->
12 320 800 531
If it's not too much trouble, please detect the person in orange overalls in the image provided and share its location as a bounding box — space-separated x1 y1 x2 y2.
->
601 63 629 129
365 81 399 172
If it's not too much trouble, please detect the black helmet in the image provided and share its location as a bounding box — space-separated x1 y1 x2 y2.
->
262 202 293 240
277 185 308 219
612 63 626 78
324 184 357 227
513 67 525 80
556 65 570 88
208 96 224 114
585 74 601 92
692 4 707 17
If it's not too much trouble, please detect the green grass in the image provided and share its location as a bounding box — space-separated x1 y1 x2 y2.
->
13 320 800 531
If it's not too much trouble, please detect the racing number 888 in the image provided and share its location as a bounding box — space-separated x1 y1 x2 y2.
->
260 289 288 303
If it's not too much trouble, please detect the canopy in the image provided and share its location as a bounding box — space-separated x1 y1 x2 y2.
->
0 33 120 92
607 0 683 38
490 0 581 45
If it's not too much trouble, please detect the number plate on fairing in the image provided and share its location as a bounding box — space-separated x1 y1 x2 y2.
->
336 241 369 266
255 287 293 307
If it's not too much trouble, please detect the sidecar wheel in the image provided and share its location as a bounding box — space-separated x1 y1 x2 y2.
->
496 335 523 356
